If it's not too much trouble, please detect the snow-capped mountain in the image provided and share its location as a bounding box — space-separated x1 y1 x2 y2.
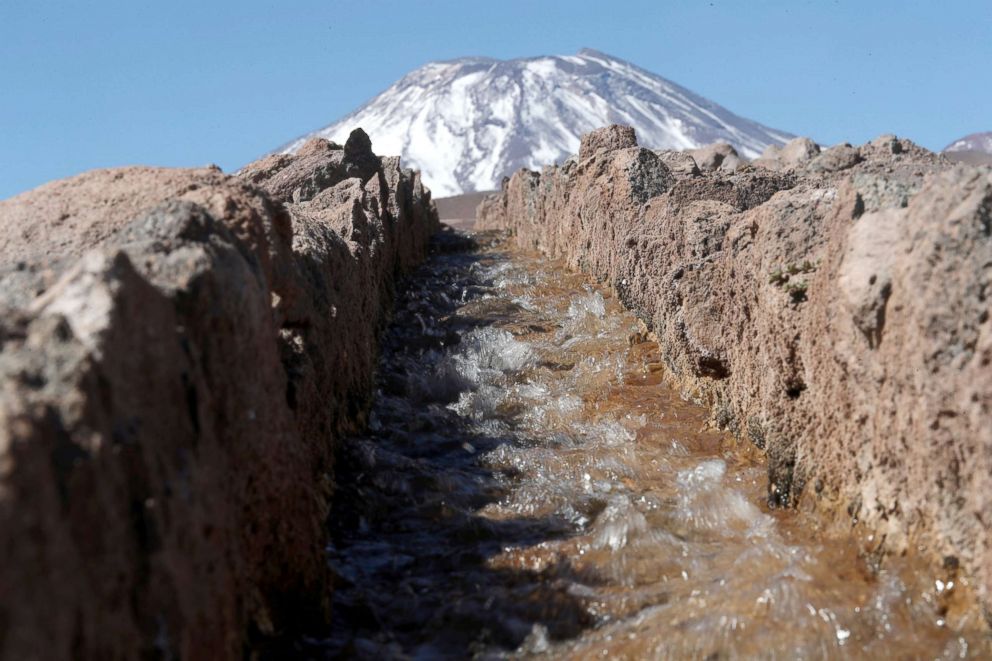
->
943 132 992 155
280 48 793 196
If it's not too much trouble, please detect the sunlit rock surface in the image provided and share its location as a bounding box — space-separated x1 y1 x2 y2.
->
0 131 438 659
479 124 992 620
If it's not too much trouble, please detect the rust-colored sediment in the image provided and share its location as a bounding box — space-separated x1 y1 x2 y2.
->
478 125 992 618
320 235 987 657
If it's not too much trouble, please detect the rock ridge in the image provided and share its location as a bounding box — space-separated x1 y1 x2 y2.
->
478 125 992 618
0 128 439 659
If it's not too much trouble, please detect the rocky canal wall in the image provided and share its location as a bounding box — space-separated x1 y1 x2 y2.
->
0 130 438 659
479 125 992 616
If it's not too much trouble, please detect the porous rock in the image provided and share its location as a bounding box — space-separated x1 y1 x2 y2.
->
478 126 992 615
754 136 821 170
689 142 739 172
579 124 638 161
0 133 438 659
655 150 701 178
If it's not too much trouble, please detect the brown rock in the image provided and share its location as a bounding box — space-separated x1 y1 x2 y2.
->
578 124 638 161
689 142 739 172
478 124 992 616
867 133 904 155
239 129 382 205
655 150 701 178
807 143 862 173
667 169 797 212
0 131 438 659
751 145 781 170
779 136 821 166
753 137 821 171
718 153 745 172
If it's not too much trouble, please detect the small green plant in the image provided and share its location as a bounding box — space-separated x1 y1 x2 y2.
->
785 260 817 276
769 260 817 296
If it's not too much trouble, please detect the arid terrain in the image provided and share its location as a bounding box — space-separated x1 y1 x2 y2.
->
1 118 990 658
480 126 992 628
0 130 438 658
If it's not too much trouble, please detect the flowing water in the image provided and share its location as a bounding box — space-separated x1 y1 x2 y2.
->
304 230 989 659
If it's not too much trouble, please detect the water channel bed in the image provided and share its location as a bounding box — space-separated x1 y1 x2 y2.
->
303 230 987 659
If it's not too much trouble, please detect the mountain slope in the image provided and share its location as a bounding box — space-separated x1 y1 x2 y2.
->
280 48 793 196
944 131 992 154
943 132 992 167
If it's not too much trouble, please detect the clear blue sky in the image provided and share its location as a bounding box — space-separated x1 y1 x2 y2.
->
1 0 989 199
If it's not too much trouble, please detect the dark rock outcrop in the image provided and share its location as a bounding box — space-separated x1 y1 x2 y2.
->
478 124 991 615
0 134 438 659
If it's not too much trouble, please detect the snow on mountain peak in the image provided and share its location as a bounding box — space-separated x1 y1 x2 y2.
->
279 49 793 197
943 132 992 155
